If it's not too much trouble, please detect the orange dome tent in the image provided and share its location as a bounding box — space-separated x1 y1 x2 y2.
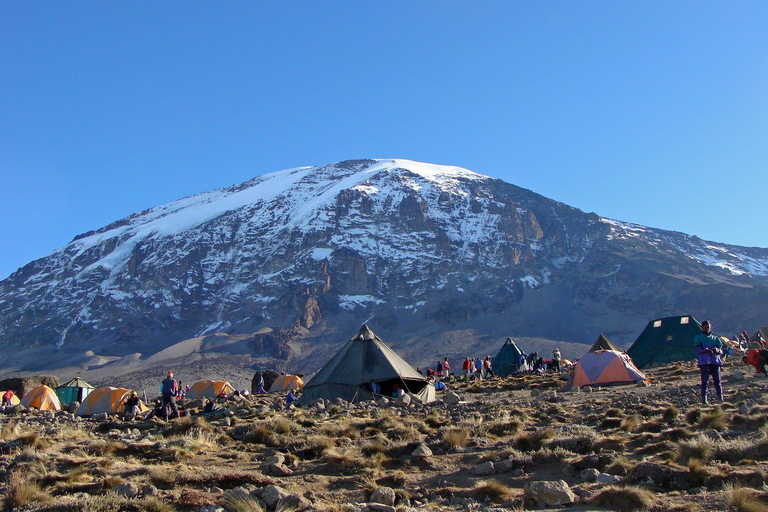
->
269 375 304 393
75 387 147 416
186 380 236 400
564 350 648 390
21 385 62 411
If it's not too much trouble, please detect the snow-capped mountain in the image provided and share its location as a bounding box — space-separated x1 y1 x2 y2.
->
2 159 768 375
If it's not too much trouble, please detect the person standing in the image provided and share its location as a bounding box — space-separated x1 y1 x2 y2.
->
695 320 725 404
443 358 451 379
552 348 562 373
160 371 180 420
436 360 444 381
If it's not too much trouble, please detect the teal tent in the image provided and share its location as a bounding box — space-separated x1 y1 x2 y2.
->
56 377 95 405
494 337 525 377
626 315 703 369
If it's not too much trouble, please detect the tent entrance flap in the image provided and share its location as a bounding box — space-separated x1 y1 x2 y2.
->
363 378 427 398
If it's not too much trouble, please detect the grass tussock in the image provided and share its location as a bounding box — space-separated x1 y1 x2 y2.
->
620 414 643 432
442 428 471 449
663 406 680 423
548 427 599 454
513 429 555 452
725 483 768 512
222 490 265 512
472 479 514 502
590 485 656 512
675 435 713 464
4 471 47 510
698 408 727 431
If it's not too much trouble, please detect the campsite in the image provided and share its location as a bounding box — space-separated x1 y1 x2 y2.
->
3 323 768 512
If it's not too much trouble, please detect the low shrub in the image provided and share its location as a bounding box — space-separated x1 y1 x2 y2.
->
590 485 656 512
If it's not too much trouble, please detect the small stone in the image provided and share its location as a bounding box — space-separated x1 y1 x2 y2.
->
412 444 433 457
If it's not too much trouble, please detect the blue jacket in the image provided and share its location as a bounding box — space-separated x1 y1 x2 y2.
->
694 332 724 366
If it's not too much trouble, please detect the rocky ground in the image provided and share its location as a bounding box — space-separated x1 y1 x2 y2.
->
2 358 768 512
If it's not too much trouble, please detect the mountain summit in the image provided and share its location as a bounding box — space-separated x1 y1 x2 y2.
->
2 159 768 377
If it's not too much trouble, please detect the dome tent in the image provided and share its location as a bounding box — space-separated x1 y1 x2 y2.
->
186 380 236 400
269 374 305 392
493 338 525 377
564 350 647 390
627 315 703 368
75 387 147 416
21 385 62 411
300 324 435 404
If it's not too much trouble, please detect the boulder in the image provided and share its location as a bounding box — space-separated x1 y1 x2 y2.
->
370 486 396 506
474 461 496 476
443 392 461 406
625 462 689 491
395 394 411 407
261 485 290 508
112 482 140 498
412 444 433 457
523 480 577 507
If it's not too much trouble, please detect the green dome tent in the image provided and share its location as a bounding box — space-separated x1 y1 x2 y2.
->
299 324 435 404
627 315 702 369
493 337 525 377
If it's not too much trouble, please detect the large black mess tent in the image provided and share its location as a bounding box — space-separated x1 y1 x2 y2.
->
626 315 702 369
299 324 435 404
494 337 525 377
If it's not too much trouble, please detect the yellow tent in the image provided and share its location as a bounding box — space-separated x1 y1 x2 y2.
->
21 385 62 411
269 374 305 392
75 387 147 416
186 380 236 400
2 391 21 406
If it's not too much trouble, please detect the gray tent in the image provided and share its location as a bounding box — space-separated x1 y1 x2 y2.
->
299 324 435 404
589 334 620 353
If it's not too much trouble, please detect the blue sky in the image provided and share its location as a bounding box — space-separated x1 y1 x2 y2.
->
2 2 767 279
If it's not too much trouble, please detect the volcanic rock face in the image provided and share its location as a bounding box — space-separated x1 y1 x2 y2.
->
1 159 768 373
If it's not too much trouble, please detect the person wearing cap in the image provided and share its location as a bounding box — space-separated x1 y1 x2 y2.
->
694 320 725 404
123 390 141 421
160 371 180 420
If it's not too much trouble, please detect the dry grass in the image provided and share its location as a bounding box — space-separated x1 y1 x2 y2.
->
620 414 643 432
513 429 554 452
590 485 656 512
222 490 265 512
698 408 727 431
725 483 768 512
472 479 515 502
675 434 713 464
442 428 471 449
3 471 47 510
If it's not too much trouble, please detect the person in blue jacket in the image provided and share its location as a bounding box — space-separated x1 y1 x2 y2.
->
694 320 725 404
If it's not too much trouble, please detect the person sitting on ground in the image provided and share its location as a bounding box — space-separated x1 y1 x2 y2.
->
744 348 768 375
2 389 14 407
122 391 141 421
143 399 166 422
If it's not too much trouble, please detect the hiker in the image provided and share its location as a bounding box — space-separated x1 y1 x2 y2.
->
552 348 562 373
160 371 180 420
695 320 725 404
415 366 423 376
256 375 267 394
285 390 297 408
123 391 141 421
443 358 451 379
757 331 766 348
2 389 14 407
462 358 470 376
426 368 435 381
744 349 768 375
392 384 405 398
436 360 444 381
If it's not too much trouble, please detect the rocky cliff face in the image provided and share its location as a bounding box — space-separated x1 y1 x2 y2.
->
2 159 768 374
